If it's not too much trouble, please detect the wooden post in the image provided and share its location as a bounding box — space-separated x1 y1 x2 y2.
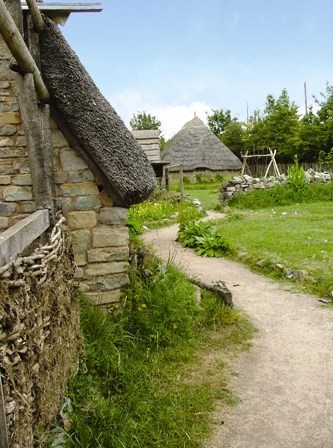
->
179 165 184 203
25 0 45 32
241 151 252 176
17 73 55 221
0 374 9 448
0 0 49 102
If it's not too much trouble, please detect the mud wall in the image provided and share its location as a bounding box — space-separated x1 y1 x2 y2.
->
0 219 81 448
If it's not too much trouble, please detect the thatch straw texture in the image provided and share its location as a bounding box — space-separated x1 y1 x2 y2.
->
162 116 242 172
39 17 156 207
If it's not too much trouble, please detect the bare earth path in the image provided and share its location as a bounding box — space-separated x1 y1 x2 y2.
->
143 216 333 448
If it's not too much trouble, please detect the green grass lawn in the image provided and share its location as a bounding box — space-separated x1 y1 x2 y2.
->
185 187 220 210
217 202 333 296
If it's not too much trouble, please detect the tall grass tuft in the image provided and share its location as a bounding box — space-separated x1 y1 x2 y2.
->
53 263 254 448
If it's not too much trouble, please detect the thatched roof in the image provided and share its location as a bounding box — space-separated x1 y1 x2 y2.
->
39 16 156 207
162 116 242 172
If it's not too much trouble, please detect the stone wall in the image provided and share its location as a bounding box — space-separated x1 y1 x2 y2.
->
220 171 332 203
0 35 130 309
0 39 34 230
52 122 130 308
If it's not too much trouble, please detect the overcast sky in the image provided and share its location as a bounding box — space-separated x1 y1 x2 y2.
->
58 0 333 138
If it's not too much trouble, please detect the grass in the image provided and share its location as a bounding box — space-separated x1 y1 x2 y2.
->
185 188 220 210
127 190 204 237
207 202 333 297
50 264 254 448
227 182 333 209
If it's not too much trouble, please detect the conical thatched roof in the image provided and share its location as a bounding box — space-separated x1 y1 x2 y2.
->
162 116 242 171
39 17 156 207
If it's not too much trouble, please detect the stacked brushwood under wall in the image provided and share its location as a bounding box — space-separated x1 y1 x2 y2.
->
0 216 82 448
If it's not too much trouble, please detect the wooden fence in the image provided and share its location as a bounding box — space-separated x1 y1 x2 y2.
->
245 162 333 178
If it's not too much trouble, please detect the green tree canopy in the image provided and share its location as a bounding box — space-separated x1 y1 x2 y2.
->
206 108 237 138
130 111 161 131
220 121 245 158
243 89 300 162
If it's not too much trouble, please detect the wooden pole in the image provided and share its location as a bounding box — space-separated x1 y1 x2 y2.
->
25 0 45 32
0 374 9 448
304 81 308 116
0 0 49 102
179 165 184 203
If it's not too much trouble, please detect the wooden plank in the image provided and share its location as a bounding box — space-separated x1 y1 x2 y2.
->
0 374 9 448
0 0 49 101
0 210 50 267
21 2 103 13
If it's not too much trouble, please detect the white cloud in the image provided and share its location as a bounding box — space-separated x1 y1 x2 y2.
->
109 88 213 140
151 103 211 139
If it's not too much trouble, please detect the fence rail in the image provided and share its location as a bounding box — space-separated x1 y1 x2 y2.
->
245 163 333 177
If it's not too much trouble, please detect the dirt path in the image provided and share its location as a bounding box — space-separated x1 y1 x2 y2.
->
143 217 333 448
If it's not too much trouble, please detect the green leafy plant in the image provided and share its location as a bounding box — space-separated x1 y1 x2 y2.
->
178 221 233 257
287 157 306 191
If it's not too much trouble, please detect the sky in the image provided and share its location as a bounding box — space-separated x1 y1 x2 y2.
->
54 0 333 139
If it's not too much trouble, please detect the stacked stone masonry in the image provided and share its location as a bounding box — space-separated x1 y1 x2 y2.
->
0 37 129 308
0 41 35 230
220 171 332 204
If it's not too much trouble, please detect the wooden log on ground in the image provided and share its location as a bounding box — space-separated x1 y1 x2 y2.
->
190 278 233 307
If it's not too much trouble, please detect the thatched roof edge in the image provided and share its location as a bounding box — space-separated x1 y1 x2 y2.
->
39 16 156 207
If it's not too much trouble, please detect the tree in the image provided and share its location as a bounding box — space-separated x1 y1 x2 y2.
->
206 108 236 138
243 89 300 162
130 111 161 131
313 82 333 156
221 121 245 157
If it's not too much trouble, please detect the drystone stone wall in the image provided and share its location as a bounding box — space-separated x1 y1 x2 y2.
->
220 170 332 204
52 122 130 308
219 174 288 203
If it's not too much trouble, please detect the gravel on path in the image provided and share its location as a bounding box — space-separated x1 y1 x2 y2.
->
143 219 333 448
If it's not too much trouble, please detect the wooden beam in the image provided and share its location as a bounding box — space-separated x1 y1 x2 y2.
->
0 0 49 102
17 73 55 219
0 210 50 267
25 0 45 32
